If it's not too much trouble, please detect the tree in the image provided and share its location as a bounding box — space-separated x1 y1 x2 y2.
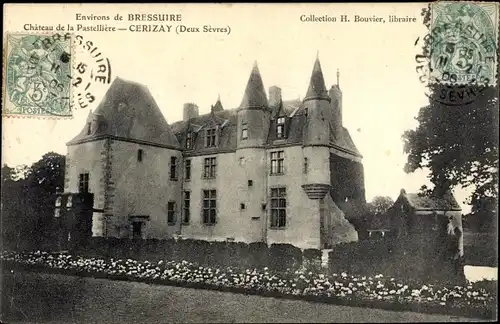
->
26 152 66 247
403 6 499 215
1 152 66 250
367 196 394 216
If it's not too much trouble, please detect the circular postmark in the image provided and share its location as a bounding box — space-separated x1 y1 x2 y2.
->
5 33 73 117
415 2 498 106
71 34 113 111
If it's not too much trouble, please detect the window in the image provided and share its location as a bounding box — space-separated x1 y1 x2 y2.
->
184 159 191 181
241 121 248 140
276 117 286 139
203 157 217 179
248 180 253 187
240 203 246 210
202 189 217 225
183 191 191 224
137 149 143 162
205 128 217 147
270 151 284 175
170 156 177 180
303 157 309 174
167 201 176 224
78 173 89 193
270 187 287 228
186 131 193 149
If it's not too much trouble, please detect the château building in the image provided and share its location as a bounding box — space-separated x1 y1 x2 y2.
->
63 57 365 249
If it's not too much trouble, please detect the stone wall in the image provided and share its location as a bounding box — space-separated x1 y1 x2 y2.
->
65 140 106 237
106 140 183 239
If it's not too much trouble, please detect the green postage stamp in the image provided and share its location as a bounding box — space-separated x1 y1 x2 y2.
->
3 33 73 118
429 2 499 86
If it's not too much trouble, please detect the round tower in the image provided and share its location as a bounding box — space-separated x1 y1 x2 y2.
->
302 57 331 200
236 62 271 242
237 62 271 149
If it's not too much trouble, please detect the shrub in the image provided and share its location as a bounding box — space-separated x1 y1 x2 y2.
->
248 242 269 269
269 243 302 271
303 248 322 260
302 248 322 272
225 242 250 269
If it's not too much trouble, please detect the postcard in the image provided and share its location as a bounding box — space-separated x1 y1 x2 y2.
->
2 3 498 323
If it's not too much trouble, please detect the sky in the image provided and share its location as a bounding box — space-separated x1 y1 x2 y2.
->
2 3 474 212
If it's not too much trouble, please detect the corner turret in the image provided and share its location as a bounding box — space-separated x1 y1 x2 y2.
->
237 62 271 148
302 56 332 200
303 56 331 146
239 62 270 111
304 57 331 103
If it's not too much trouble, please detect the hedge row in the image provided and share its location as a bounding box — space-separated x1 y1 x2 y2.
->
70 237 321 272
328 236 467 285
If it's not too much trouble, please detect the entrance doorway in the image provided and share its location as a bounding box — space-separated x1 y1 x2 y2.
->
132 221 143 239
128 215 149 239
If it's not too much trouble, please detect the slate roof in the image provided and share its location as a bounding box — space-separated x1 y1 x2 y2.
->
170 99 361 156
239 63 270 110
212 96 224 112
304 57 330 102
69 60 362 158
398 190 462 211
68 77 180 148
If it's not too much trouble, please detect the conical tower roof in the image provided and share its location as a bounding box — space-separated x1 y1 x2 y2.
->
212 94 224 112
304 57 330 102
239 62 269 110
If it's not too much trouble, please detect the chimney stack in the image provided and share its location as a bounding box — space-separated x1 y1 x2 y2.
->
269 86 282 108
183 103 199 121
329 84 342 135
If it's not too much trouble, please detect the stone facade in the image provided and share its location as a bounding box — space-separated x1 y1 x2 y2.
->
64 58 364 249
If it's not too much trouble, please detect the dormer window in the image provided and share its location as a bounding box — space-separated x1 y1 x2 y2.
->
276 117 286 139
241 121 248 140
205 128 217 147
186 131 193 149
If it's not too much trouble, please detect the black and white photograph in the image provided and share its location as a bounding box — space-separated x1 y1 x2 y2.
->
1 3 498 323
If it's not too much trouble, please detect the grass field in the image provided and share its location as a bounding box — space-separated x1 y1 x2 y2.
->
1 271 489 323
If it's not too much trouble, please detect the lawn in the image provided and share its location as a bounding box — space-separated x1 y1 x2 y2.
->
1 250 497 320
1 271 489 323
